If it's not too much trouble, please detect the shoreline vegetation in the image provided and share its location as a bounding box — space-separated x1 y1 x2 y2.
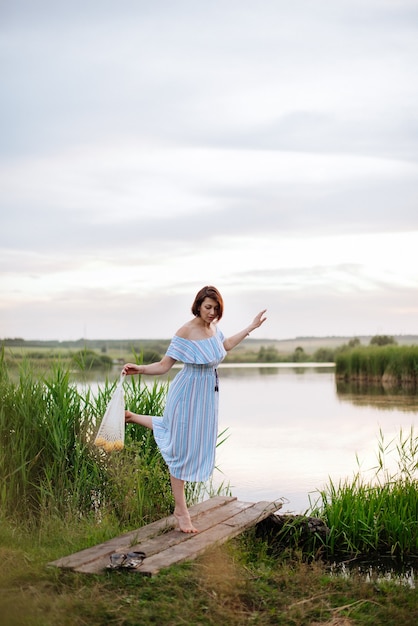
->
336 345 418 388
1 347 418 624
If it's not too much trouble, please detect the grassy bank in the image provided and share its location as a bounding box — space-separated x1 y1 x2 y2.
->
1 520 417 626
1 356 417 624
336 346 418 387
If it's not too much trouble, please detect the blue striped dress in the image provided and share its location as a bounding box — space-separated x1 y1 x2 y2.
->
152 327 227 482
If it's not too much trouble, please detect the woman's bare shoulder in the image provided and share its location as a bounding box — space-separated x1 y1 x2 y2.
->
174 321 194 339
175 319 213 340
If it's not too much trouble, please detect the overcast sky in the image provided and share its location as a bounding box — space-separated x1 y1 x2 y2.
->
1 0 418 341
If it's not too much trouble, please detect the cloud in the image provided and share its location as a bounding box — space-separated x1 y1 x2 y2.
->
2 1 418 155
1 142 417 257
1 272 417 341
1 1 418 339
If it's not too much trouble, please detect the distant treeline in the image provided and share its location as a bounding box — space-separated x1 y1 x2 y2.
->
1 337 336 365
1 337 171 352
0 338 170 369
2 334 417 368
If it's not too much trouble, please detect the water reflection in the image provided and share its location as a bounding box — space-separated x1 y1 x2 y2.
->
330 556 416 589
336 381 418 411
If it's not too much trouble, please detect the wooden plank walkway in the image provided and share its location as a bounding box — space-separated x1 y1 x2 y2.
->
49 496 282 576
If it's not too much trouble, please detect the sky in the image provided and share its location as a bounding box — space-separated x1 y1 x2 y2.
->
1 0 418 341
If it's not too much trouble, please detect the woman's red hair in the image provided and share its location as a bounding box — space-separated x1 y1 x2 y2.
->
191 286 224 320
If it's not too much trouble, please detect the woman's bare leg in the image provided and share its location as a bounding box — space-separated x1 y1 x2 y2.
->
125 414 196 532
125 410 154 430
170 475 198 533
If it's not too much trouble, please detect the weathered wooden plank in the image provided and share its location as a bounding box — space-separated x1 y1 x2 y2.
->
74 498 254 574
77 500 282 576
139 500 282 576
49 496 237 570
49 497 283 576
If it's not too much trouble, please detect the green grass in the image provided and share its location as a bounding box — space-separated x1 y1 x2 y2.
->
0 520 417 626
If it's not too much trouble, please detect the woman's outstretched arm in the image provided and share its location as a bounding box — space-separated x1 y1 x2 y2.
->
223 309 267 352
122 355 176 376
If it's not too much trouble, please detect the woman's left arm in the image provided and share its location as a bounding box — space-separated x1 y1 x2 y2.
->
223 309 267 352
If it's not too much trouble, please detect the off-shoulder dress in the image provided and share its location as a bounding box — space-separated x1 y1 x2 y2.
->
152 327 227 482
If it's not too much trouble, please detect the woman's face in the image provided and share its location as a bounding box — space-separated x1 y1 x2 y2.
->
199 297 220 323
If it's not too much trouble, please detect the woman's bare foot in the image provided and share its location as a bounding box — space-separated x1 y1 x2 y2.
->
174 510 198 534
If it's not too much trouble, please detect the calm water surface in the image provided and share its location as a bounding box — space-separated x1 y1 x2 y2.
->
215 365 418 513
88 365 418 514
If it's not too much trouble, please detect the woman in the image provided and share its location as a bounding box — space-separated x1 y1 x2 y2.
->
122 286 267 533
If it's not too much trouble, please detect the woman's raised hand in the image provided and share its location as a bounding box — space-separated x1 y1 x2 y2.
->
251 309 267 330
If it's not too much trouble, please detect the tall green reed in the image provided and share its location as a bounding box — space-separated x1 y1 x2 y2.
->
336 345 418 386
0 351 229 530
309 428 418 558
0 352 102 521
0 351 171 526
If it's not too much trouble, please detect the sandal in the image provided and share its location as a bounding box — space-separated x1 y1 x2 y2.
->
124 551 146 568
107 551 146 570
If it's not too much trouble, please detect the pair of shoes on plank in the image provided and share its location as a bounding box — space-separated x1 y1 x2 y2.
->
107 551 146 569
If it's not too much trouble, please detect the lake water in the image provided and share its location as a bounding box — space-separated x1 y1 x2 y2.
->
214 365 418 513
87 365 418 514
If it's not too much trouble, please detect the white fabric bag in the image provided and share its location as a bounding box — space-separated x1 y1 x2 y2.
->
94 374 125 452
